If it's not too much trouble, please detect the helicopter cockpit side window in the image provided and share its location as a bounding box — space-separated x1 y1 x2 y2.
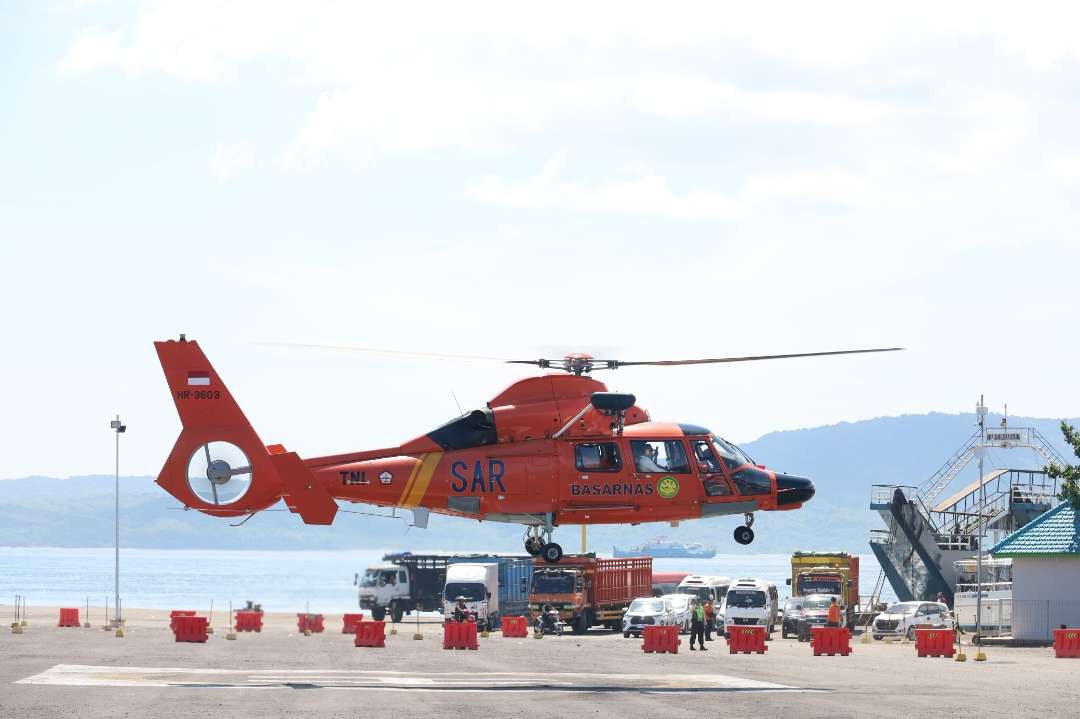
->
691 439 734 496
691 439 723 474
574 442 622 472
630 440 691 473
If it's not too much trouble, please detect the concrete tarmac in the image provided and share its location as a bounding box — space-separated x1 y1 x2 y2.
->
1 607 1075 718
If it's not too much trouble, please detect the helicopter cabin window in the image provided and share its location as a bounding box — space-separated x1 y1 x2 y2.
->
426 408 498 450
574 442 622 472
630 440 690 474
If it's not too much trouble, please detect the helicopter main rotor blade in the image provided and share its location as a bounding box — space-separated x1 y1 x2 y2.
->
258 342 516 363
615 347 903 367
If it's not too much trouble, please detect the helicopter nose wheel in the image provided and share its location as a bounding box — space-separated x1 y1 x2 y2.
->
524 533 545 557
733 525 755 545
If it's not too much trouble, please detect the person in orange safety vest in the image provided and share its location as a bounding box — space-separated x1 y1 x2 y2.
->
827 597 842 627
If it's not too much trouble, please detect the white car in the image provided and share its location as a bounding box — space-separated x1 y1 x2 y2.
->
622 597 676 638
660 593 696 634
872 601 954 640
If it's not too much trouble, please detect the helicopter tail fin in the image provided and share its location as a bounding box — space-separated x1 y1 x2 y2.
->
154 337 337 524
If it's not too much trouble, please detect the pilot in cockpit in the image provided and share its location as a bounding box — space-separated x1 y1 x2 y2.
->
635 444 667 473
694 441 722 473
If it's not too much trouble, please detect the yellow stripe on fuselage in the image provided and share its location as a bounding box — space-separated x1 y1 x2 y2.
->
402 451 443 508
397 456 425 506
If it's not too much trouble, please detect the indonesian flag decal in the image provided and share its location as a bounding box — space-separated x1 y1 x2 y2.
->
187 370 211 386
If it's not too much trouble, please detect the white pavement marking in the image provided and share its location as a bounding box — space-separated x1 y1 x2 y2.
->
16 665 809 693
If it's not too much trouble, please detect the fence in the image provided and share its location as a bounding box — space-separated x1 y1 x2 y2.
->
1012 600 1080 642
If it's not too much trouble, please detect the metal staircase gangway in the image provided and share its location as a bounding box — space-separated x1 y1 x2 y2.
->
870 397 1065 604
918 421 1068 511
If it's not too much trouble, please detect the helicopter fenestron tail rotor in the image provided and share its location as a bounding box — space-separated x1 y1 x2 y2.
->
260 342 903 376
186 441 253 506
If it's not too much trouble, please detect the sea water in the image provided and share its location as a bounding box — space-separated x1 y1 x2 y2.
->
0 547 894 614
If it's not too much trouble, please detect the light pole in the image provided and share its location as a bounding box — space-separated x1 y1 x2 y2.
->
110 415 126 628
975 397 986 646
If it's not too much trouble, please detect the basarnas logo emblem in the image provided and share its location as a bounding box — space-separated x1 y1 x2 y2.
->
656 476 679 499
379 471 393 485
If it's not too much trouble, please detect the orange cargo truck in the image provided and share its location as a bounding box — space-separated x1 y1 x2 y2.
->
529 555 652 634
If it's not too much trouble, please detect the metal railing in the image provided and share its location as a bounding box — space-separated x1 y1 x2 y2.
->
869 529 892 546
871 485 920 506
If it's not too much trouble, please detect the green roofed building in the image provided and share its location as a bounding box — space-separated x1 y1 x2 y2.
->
990 502 1080 641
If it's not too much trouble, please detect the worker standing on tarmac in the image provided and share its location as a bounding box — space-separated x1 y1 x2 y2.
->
689 599 708 650
704 598 716 641
826 597 841 628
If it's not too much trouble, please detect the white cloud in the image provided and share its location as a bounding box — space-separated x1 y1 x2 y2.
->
467 158 738 220
208 142 255 182
634 74 891 127
467 159 865 219
59 1 1080 166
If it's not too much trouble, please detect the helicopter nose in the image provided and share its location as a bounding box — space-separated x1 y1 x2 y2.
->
775 473 815 506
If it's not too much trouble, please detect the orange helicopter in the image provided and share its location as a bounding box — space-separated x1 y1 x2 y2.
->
154 337 900 562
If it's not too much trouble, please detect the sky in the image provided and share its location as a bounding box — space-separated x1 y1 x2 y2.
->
2 1 1079 479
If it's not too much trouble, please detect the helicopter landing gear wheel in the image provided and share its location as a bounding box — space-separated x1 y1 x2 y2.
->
541 543 564 563
734 526 755 545
524 535 544 556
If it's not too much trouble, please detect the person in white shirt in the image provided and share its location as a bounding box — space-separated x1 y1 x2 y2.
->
636 444 666 473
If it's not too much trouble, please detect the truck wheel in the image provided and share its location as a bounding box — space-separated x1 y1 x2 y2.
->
371 605 386 622
906 625 916 641
572 614 588 635
391 604 404 624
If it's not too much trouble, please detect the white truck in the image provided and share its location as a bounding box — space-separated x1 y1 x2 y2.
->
356 564 417 623
442 563 499 630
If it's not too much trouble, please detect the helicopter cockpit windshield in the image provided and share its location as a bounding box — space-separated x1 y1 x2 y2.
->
711 436 753 469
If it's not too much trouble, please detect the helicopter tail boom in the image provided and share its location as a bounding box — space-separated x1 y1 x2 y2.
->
154 337 337 524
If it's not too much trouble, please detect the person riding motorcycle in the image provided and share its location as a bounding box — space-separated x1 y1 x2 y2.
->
451 595 472 623
537 604 562 635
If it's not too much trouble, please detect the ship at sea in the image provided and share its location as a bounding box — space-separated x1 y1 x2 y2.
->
613 537 716 559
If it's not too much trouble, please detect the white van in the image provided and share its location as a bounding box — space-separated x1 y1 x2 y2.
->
676 575 731 632
722 578 779 635
675 575 732 604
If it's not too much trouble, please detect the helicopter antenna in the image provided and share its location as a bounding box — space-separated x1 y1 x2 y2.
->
451 391 464 416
